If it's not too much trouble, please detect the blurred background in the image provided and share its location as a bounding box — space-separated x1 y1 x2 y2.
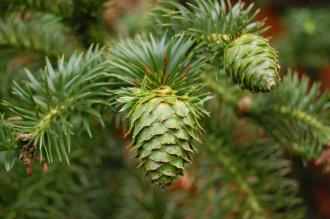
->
0 0 330 218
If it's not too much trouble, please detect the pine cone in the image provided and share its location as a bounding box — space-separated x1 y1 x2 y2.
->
224 34 280 92
127 86 201 187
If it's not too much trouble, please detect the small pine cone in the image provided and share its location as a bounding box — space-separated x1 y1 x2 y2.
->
224 34 280 92
128 86 201 187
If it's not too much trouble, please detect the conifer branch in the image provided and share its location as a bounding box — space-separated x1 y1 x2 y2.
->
1 47 111 165
198 136 305 219
205 71 330 160
0 129 122 218
250 73 330 159
0 0 73 18
148 0 268 45
0 13 80 59
148 1 280 93
0 2 328 217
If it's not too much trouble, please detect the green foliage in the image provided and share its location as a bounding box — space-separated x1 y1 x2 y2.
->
204 68 330 161
250 72 330 159
0 0 73 17
0 0 329 218
224 34 280 92
148 0 267 41
1 0 108 46
3 47 111 164
0 114 18 151
197 136 304 219
0 12 80 102
65 0 109 45
147 0 268 70
0 127 125 219
202 70 246 106
108 34 205 94
188 103 305 219
115 173 185 219
148 1 278 92
276 8 330 69
0 13 79 58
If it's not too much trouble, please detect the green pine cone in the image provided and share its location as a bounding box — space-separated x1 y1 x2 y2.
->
127 86 201 187
224 34 280 92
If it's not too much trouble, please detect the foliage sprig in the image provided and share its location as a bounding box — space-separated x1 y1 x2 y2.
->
2 47 111 165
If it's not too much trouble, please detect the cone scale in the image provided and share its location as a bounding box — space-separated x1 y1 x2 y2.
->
127 86 201 187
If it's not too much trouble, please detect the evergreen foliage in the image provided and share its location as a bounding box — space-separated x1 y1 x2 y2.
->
115 173 185 219
189 100 306 219
3 48 111 165
148 0 279 92
149 0 268 40
0 0 329 218
0 127 124 218
0 13 79 58
0 0 73 17
107 34 205 92
276 8 330 69
250 73 330 159
198 137 304 219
